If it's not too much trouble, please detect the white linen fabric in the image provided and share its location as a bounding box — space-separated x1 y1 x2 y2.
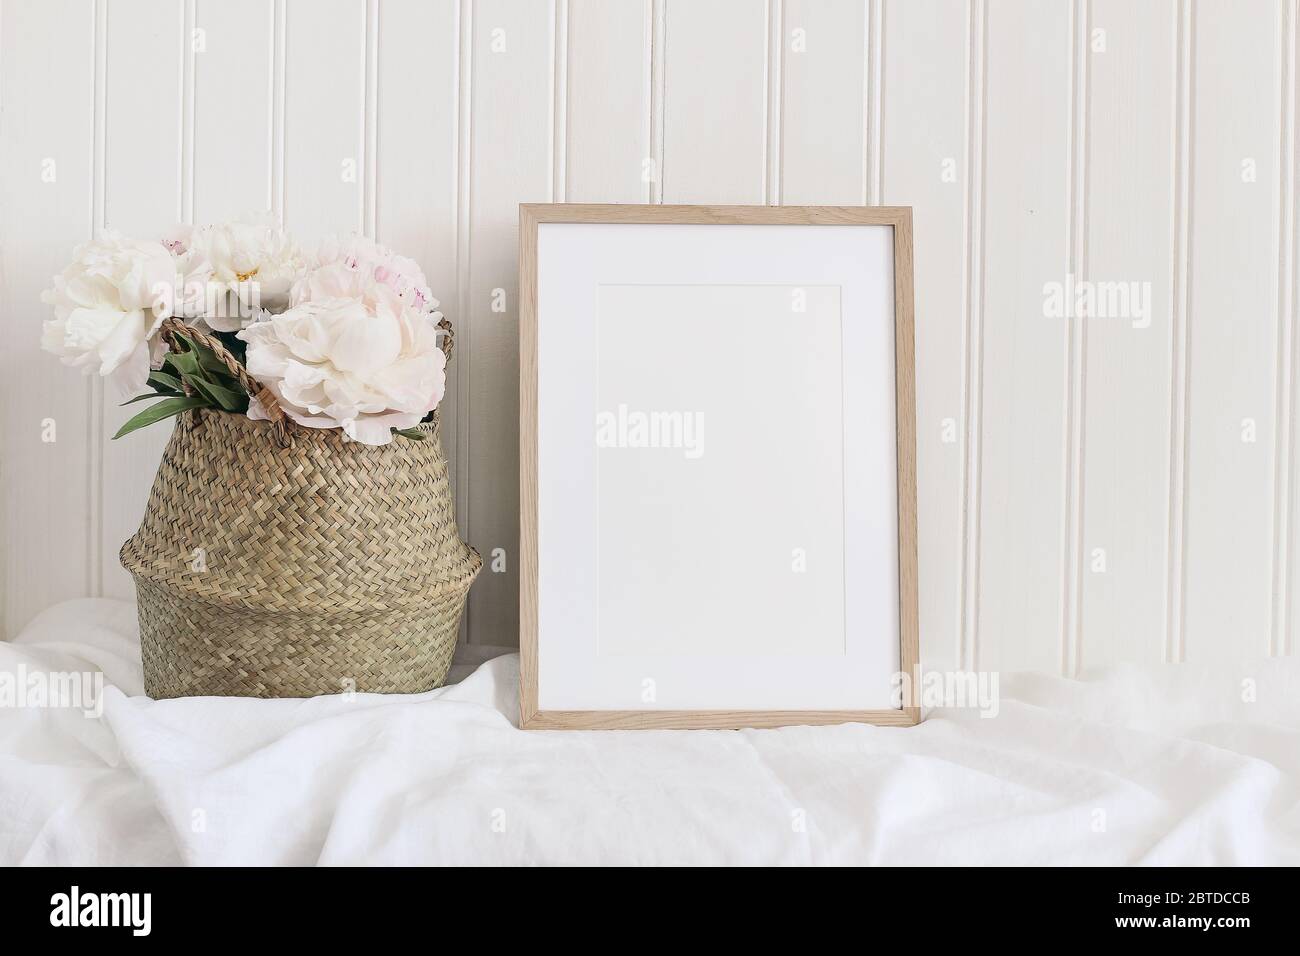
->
2 599 1297 866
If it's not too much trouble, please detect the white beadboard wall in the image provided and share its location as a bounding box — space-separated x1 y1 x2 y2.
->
1 0 1297 674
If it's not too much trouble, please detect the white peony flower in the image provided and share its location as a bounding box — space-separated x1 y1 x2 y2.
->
300 234 438 315
167 244 216 321
188 212 305 330
41 232 178 396
237 278 446 446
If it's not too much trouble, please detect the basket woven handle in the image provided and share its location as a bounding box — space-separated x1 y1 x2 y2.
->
159 314 456 446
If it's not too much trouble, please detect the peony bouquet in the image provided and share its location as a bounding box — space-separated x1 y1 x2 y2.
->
41 213 448 446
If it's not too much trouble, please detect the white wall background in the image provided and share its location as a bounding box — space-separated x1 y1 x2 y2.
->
1 0 1297 675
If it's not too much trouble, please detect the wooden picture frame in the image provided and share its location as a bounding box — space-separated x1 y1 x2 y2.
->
519 204 918 730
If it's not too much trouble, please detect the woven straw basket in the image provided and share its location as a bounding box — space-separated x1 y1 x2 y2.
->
120 318 481 699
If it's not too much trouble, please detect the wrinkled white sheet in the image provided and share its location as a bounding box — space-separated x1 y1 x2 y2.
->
1 599 1297 865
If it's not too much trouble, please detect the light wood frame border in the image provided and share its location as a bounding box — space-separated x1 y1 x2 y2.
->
519 204 918 730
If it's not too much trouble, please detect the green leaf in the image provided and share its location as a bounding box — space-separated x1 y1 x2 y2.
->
196 345 236 381
112 395 211 439
394 427 427 441
164 345 247 411
175 333 235 381
121 391 174 406
147 370 185 394
164 346 239 392
186 374 247 412
167 347 202 377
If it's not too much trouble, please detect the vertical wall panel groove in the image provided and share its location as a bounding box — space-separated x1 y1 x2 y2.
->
649 0 666 204
1273 0 1297 658
1289 0 1300 656
960 0 988 671
271 0 285 219
363 0 378 237
860 3 872 206
867 0 883 204
552 0 568 203
641 0 655 204
181 0 196 225
92 0 107 234
455 0 474 636
89 0 107 599
765 0 783 205
1062 0 1089 676
1167 0 1193 663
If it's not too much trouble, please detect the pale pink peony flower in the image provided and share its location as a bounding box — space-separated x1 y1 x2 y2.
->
238 278 446 446
300 234 438 315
